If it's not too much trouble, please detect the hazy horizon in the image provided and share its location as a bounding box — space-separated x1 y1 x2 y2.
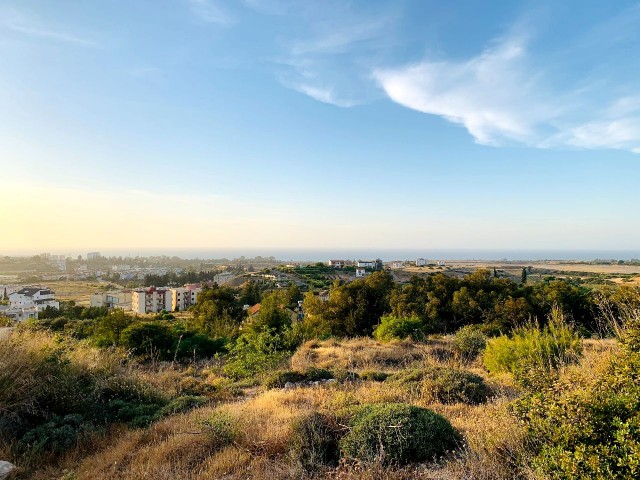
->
4 248 640 263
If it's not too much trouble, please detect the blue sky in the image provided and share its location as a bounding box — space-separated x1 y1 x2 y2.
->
1 0 639 255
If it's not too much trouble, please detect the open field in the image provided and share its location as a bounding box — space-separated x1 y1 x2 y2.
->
45 280 121 306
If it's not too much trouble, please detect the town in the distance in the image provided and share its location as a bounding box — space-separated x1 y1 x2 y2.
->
2 251 638 323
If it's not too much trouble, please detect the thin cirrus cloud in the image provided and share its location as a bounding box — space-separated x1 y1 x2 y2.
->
275 7 397 107
187 0 234 25
0 7 97 47
374 33 640 153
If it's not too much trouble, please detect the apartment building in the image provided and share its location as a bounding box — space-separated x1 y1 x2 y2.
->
170 284 201 311
131 287 172 314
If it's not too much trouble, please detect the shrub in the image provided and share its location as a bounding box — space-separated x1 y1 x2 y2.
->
333 370 360 383
303 367 333 382
339 403 461 465
373 316 425 342
391 366 489 404
157 395 209 417
421 367 489 404
264 368 334 388
17 414 89 455
289 412 340 470
483 310 582 389
223 329 290 379
512 306 640 479
359 370 389 382
202 412 238 449
452 325 487 362
264 370 306 389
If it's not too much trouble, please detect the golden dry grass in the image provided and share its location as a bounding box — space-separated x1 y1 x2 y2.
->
290 337 455 372
20 334 622 479
45 280 119 306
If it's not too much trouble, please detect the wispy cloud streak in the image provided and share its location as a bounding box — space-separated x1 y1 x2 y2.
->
0 8 97 47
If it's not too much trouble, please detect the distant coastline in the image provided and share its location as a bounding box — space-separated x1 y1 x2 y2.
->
7 248 638 263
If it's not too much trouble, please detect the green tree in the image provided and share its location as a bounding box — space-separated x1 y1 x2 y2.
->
521 267 528 284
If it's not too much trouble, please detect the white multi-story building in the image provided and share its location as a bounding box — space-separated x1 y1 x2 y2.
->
131 287 172 314
328 260 346 268
213 272 235 286
389 261 404 269
170 284 201 311
9 287 59 311
356 260 376 268
0 305 39 321
87 252 101 260
416 258 428 267
90 291 132 310
355 267 367 278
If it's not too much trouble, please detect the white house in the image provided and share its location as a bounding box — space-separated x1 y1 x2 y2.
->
0 305 39 322
416 258 428 267
328 260 346 268
356 260 376 268
214 272 236 286
9 287 59 311
355 267 367 278
389 261 404 269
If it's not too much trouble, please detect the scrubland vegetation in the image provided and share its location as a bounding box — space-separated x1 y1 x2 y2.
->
2 270 640 478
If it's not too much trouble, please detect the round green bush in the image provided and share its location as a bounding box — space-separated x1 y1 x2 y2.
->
373 316 425 342
289 412 340 470
264 370 306 388
421 366 490 404
339 403 461 464
452 325 487 362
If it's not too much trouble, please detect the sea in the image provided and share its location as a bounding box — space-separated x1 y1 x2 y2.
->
85 248 640 262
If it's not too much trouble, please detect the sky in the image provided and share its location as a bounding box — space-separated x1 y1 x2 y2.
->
1 0 639 257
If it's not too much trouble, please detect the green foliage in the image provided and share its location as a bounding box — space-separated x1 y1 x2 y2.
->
0 331 178 460
264 368 334 388
120 322 175 360
303 271 395 337
512 310 640 479
157 395 209 417
359 370 390 382
373 315 425 342
452 324 487 362
421 367 489 404
289 412 340 470
483 310 583 389
223 328 290 379
202 412 238 449
338 403 461 465
391 366 489 404
17 414 89 455
264 370 306 388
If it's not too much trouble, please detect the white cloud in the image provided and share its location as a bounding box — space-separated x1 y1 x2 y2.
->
187 0 234 25
374 34 640 153
0 8 97 47
277 10 395 107
291 83 358 107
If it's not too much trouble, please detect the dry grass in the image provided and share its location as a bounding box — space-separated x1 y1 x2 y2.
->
43 280 119 306
290 337 455 372
19 334 621 479
60 343 530 480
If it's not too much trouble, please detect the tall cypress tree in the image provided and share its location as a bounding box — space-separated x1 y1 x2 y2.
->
521 267 527 284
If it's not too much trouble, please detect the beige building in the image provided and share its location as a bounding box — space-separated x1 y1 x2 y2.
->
90 291 132 310
131 287 172 314
170 284 202 311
